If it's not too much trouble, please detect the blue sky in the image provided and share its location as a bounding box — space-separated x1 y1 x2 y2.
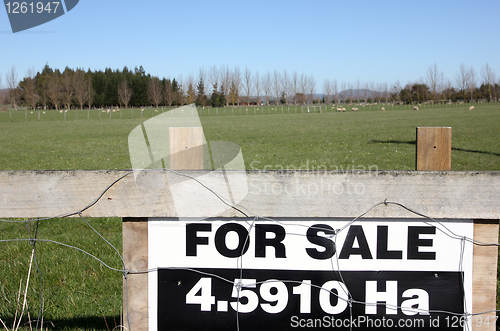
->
1 0 499 91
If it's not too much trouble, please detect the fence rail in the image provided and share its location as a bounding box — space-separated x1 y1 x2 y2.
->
1 170 499 218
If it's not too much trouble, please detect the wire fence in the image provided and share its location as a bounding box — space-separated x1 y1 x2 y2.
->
0 169 498 331
0 100 497 123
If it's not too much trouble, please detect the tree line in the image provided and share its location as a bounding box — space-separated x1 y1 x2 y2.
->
0 63 498 111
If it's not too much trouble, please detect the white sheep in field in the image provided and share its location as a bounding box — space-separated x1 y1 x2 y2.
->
336 107 342 112
352 107 358 111
469 106 474 111
59 110 63 113
413 106 419 111
341 107 346 112
381 107 385 111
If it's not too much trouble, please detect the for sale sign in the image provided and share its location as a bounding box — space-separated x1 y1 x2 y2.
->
148 218 473 330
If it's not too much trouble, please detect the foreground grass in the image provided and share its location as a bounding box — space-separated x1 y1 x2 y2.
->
0 218 122 330
0 104 499 329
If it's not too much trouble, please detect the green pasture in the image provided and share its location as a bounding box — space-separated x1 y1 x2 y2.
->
0 103 499 330
0 100 491 123
0 103 499 171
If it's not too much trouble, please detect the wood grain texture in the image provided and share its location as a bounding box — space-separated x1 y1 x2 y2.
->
416 127 452 170
123 221 148 331
169 127 204 170
0 170 499 219
472 222 499 331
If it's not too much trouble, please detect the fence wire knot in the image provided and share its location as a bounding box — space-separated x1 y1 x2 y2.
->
234 280 244 292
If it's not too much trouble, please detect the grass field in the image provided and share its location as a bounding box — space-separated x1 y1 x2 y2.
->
0 103 499 330
1 103 499 171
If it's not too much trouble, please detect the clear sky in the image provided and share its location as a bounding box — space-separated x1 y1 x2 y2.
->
1 0 499 91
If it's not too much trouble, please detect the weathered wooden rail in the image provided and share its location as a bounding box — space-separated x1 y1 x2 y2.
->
1 169 499 219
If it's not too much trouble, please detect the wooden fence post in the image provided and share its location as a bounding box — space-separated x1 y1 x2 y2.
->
123 127 204 331
122 218 148 330
416 127 498 331
416 127 452 170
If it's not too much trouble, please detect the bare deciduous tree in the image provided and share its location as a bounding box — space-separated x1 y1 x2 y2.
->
243 67 252 105
347 82 355 103
298 73 308 104
148 77 163 108
368 82 375 102
207 65 219 97
466 66 477 101
280 70 292 105
73 69 89 110
6 66 20 110
338 82 346 103
360 82 369 103
307 74 316 104
47 73 62 111
232 67 241 106
426 63 441 101
291 71 298 105
481 63 496 101
62 69 74 109
220 66 231 106
254 71 261 105
455 63 470 101
323 79 332 104
376 82 385 103
332 79 338 104
383 82 389 103
118 79 132 109
163 79 174 108
272 70 281 105
22 67 39 111
262 71 271 106
355 80 361 102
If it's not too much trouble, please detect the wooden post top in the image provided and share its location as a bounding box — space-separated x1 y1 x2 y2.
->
416 127 452 171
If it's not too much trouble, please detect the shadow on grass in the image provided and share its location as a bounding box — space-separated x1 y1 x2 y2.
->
369 140 500 157
0 315 122 330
